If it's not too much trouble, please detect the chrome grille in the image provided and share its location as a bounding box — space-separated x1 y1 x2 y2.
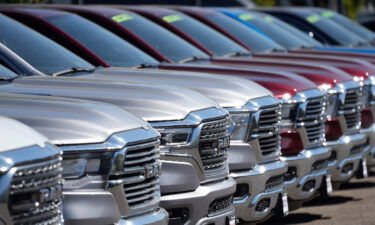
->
304 97 325 143
199 117 230 173
256 104 281 156
110 139 161 209
9 156 63 225
208 195 233 215
265 175 284 191
342 89 360 129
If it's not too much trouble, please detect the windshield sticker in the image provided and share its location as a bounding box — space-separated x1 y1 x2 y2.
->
321 11 335 18
306 15 321 23
264 16 274 23
162 14 184 23
112 14 134 23
238 13 255 21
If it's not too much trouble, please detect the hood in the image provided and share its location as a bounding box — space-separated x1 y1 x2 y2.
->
0 93 149 145
211 57 353 86
0 116 49 152
158 63 317 98
84 67 272 108
253 52 375 78
2 75 218 122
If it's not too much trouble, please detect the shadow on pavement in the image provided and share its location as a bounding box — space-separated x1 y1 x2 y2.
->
259 213 330 225
303 195 361 207
340 181 375 190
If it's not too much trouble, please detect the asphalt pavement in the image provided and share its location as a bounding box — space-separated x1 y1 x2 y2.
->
260 168 375 225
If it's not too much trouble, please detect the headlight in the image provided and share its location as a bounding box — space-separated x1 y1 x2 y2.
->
62 158 101 179
157 128 192 145
325 92 338 119
228 112 250 141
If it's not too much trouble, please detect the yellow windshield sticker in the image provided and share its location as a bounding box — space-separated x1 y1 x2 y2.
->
321 11 335 18
264 16 274 23
162 14 183 23
306 15 321 23
112 14 134 23
238 13 255 21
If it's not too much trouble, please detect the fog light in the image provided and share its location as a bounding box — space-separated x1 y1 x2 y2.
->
325 118 343 141
255 198 271 212
342 163 354 174
167 208 189 225
302 180 316 192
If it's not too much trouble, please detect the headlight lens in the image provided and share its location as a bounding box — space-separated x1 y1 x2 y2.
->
228 112 250 141
157 128 192 145
62 158 101 179
325 92 338 119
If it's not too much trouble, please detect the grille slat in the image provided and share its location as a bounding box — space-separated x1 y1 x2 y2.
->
300 96 325 144
199 117 230 173
9 157 63 225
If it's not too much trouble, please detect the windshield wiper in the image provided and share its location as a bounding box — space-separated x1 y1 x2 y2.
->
178 56 210 64
52 67 95 76
134 63 160 68
223 51 251 58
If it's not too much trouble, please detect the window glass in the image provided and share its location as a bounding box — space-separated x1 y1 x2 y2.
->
111 12 208 62
46 14 159 67
0 15 94 75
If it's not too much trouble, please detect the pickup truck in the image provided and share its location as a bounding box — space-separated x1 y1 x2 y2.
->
0 116 63 225
0 93 168 225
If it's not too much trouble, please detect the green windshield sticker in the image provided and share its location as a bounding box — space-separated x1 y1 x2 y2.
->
321 11 335 18
238 13 255 21
306 15 321 23
112 14 134 23
264 16 274 23
162 14 183 23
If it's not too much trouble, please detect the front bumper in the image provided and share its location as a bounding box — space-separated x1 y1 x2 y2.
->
282 146 331 201
361 124 375 166
160 177 236 225
62 191 168 225
230 160 287 222
326 133 367 183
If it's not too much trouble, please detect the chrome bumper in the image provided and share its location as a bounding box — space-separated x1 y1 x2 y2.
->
282 146 331 201
160 177 236 225
230 160 287 222
361 124 375 166
326 133 367 183
62 191 168 225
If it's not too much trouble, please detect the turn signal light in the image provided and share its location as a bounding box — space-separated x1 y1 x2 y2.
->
361 108 374 129
280 130 304 156
325 118 343 141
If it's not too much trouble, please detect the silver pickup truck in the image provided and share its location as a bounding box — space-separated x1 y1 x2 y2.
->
0 93 168 225
0 116 63 225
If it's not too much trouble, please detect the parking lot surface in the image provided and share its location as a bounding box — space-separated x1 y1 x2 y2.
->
260 169 375 225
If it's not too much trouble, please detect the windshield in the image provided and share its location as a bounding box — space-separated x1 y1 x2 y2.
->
0 15 94 75
111 12 209 62
46 14 159 67
204 13 283 52
263 13 323 47
0 64 17 79
233 12 313 49
160 13 249 56
319 10 375 42
303 13 366 46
